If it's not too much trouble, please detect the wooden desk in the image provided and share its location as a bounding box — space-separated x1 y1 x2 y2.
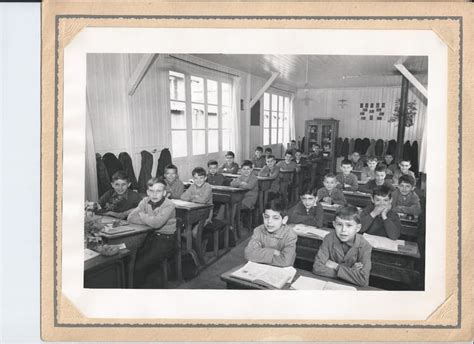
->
293 226 422 289
279 170 295 204
84 249 132 288
220 264 378 290
342 190 372 208
172 199 212 266
211 185 247 241
257 176 276 220
98 218 154 287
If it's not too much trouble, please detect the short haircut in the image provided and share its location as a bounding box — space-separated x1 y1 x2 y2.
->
255 146 263 152
266 154 275 160
366 156 378 162
192 167 207 177
375 165 387 173
398 174 416 186
385 153 394 157
241 160 253 168
312 143 321 148
291 139 296 143
299 187 317 197
147 177 166 188
352 151 360 156
295 149 302 154
111 170 129 182
372 185 392 198
164 164 178 173
399 158 411 164
284 150 293 156
341 159 352 166
207 159 218 167
263 199 287 217
264 147 273 153
335 205 361 224
324 173 337 181
225 151 235 158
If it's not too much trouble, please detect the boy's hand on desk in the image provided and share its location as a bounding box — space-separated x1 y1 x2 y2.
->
352 262 364 271
325 260 339 270
323 197 332 203
273 250 281 256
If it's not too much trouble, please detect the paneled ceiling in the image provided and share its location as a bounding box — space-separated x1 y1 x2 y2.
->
192 54 428 90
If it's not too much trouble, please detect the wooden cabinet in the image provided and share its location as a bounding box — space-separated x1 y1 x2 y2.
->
304 119 339 173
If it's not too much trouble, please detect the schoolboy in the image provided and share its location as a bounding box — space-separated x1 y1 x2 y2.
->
258 154 281 200
361 156 378 182
98 171 142 219
287 187 324 228
276 150 299 204
288 139 298 156
277 150 298 172
316 173 347 206
293 149 307 167
350 151 364 171
359 165 394 194
383 153 397 175
163 164 185 199
360 185 401 240
230 160 258 210
206 160 225 186
392 159 416 185
336 159 359 191
180 167 213 205
308 143 323 188
264 147 273 159
307 143 322 163
219 151 239 174
312 206 372 287
252 146 266 169
244 199 297 267
391 175 422 216
127 177 177 287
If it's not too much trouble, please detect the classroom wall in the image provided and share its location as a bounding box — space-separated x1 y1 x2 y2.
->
294 85 427 146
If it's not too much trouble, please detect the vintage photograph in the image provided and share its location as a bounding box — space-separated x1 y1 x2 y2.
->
83 52 428 292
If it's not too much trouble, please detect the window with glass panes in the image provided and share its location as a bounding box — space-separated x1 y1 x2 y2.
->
263 92 290 145
169 71 232 157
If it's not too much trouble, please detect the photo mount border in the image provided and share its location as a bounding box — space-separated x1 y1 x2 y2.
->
48 14 463 328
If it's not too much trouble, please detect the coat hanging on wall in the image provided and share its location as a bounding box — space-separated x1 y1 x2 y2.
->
387 140 397 156
119 152 138 191
382 140 389 157
366 139 376 157
102 153 124 182
349 138 355 155
156 148 172 178
96 153 111 198
354 138 363 154
375 139 384 157
341 138 350 158
361 138 371 155
411 141 419 175
137 150 154 194
403 141 412 161
335 137 343 158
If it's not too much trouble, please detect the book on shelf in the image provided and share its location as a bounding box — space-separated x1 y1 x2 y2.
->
230 261 297 289
291 276 357 291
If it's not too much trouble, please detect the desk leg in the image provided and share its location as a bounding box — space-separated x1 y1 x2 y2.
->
258 191 264 225
127 250 137 288
224 203 230 249
235 203 242 237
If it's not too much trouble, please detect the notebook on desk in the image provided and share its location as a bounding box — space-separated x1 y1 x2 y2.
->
292 224 329 239
363 233 405 252
231 261 297 289
101 225 135 235
291 276 357 291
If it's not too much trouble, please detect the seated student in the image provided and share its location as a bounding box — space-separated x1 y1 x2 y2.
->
288 139 298 156
127 177 176 287
244 199 297 267
219 151 239 174
206 160 225 186
360 156 378 182
180 167 213 206
293 149 307 167
391 175 422 216
316 173 347 206
98 170 142 219
258 154 281 201
360 185 401 240
312 205 372 287
383 153 397 176
392 159 416 185
336 159 359 191
252 146 266 169
230 160 258 210
164 164 185 199
359 165 394 194
350 151 364 171
277 150 298 172
307 143 324 189
264 147 273 159
287 187 324 228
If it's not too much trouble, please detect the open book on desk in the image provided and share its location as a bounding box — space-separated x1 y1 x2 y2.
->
230 261 297 289
363 233 405 252
292 224 329 239
291 276 357 291
101 225 135 235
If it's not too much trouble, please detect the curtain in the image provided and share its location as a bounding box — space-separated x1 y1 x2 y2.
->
231 75 242 161
85 94 99 201
289 95 296 141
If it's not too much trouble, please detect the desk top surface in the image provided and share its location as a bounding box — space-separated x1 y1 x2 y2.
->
221 263 379 291
84 248 131 270
211 185 247 193
171 199 213 210
97 216 152 239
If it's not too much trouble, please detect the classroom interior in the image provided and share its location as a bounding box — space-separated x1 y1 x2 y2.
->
84 53 428 291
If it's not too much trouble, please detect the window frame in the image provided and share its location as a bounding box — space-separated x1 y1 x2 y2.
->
263 90 291 146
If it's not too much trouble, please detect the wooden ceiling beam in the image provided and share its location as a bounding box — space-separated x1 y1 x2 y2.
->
249 71 280 108
127 54 158 96
394 63 428 99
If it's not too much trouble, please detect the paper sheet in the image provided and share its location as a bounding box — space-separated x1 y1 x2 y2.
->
293 224 330 239
363 233 399 251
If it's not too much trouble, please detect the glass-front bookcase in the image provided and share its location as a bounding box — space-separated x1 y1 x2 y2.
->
304 118 339 173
